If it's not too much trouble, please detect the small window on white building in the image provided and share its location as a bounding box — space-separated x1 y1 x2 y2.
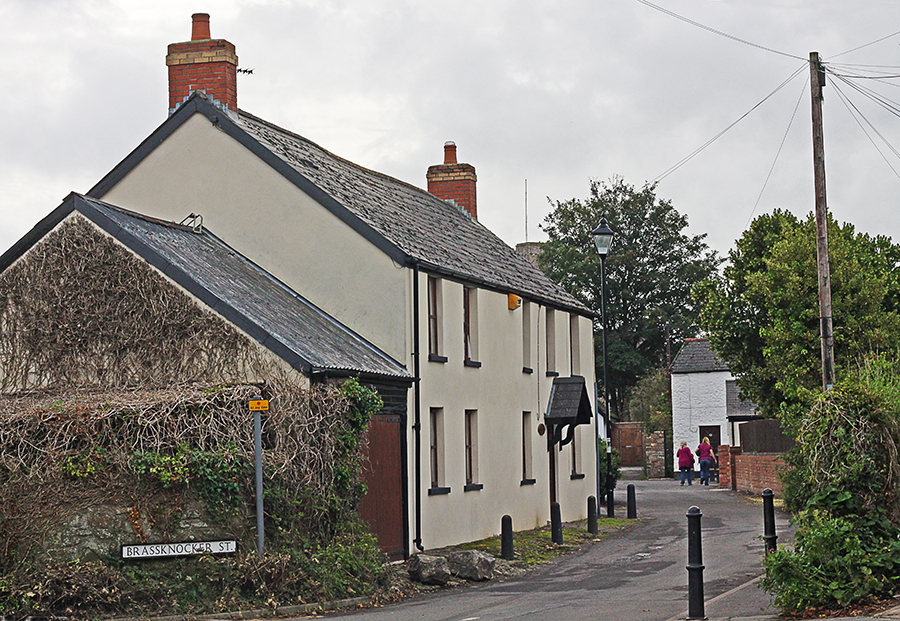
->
522 411 535 484
570 427 584 479
546 308 557 375
463 286 479 365
429 407 448 493
569 313 581 376
464 409 481 490
522 301 533 372
427 277 445 361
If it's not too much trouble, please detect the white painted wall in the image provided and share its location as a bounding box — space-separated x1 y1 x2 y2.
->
96 110 598 550
414 274 597 549
671 370 732 468
100 113 408 363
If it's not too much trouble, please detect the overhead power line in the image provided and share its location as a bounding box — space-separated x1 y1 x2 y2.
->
634 0 806 61
651 64 807 184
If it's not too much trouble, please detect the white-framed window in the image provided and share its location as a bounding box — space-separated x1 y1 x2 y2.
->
429 407 447 492
522 301 532 371
546 308 557 375
570 313 581 375
464 409 480 489
463 286 479 363
522 411 534 483
427 276 444 359
570 427 584 479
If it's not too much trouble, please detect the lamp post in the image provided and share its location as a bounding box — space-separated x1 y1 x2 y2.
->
591 217 615 518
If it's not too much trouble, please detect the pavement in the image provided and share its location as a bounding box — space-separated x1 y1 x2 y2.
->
313 479 900 621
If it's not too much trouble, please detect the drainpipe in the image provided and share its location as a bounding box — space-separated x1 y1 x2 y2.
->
412 261 425 551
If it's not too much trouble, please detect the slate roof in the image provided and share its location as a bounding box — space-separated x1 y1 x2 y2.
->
670 338 730 374
725 380 756 416
89 93 590 316
0 194 412 383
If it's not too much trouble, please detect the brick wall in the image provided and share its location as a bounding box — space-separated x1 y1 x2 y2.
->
426 143 477 219
718 445 785 496
166 15 238 113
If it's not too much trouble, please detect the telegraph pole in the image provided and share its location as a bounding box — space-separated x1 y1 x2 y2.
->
810 51 835 390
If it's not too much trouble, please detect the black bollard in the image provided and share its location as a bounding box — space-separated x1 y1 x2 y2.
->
551 502 563 545
501 514 514 560
762 488 777 555
587 496 599 535
686 505 705 620
627 484 637 519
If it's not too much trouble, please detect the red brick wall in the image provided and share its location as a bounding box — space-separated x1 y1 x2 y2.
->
166 38 238 112
426 164 477 219
718 445 785 496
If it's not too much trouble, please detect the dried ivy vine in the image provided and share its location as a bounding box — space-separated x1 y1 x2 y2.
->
0 215 384 617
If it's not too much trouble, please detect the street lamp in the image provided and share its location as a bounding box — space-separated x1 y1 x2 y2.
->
591 217 615 518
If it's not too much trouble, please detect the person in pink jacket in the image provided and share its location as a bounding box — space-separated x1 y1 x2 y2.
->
677 440 694 486
696 437 715 486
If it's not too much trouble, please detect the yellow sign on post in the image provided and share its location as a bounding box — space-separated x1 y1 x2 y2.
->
249 399 269 411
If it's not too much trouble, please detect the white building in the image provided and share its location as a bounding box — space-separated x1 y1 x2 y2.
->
44 14 600 558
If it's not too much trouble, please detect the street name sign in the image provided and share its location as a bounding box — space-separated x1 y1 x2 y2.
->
122 540 236 559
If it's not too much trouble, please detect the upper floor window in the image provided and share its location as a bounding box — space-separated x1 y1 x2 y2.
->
463 286 479 364
522 301 532 372
427 276 444 360
546 308 557 375
570 313 581 376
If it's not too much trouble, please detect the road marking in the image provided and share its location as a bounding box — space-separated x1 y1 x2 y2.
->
663 574 763 621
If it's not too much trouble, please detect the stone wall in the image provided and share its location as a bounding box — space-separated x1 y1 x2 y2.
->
644 430 668 479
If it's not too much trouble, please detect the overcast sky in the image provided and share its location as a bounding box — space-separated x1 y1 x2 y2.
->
2 0 900 261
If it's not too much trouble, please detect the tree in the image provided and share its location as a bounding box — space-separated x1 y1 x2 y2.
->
695 209 900 417
539 177 721 417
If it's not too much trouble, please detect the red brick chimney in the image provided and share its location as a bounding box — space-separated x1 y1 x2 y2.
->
427 142 477 219
166 14 238 114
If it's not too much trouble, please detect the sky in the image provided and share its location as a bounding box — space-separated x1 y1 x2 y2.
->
2 0 900 261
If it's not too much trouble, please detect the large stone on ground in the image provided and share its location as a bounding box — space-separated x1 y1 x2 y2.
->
447 549 495 581
407 553 451 585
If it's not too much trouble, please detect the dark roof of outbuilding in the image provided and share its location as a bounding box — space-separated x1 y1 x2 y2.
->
670 338 730 374
88 93 590 316
0 193 412 383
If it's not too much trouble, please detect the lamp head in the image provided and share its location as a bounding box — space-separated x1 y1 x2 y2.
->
591 218 614 257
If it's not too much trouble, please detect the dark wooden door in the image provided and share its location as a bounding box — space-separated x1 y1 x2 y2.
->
612 423 645 467
359 413 405 560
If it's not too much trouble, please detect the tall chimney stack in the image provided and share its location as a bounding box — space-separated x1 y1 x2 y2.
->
427 142 477 219
166 13 238 114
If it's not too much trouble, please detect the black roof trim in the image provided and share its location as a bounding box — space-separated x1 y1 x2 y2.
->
87 93 410 267
415 259 597 319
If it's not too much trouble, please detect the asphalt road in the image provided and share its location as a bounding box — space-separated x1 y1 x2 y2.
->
319 480 794 621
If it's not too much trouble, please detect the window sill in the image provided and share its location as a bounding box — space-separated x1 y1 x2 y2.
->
545 370 560 377
570 472 586 480
428 354 448 364
463 359 482 368
427 486 451 496
520 478 536 486
522 366 533 374
464 483 484 492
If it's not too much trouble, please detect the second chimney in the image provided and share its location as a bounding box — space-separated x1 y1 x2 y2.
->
427 142 477 219
166 13 238 114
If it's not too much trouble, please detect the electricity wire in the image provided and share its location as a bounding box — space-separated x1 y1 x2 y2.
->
830 28 900 59
651 64 807 184
745 77 808 228
634 0 806 61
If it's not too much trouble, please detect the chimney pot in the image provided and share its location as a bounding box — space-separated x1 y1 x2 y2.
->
191 13 211 40
443 141 458 165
